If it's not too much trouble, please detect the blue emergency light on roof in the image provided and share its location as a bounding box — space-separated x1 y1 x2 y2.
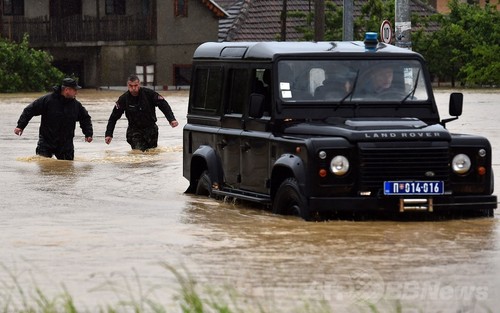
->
364 32 378 51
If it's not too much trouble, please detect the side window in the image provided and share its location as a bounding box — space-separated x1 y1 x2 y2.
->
227 69 250 115
192 67 223 115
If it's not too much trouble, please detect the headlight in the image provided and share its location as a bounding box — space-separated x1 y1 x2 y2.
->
330 155 349 176
452 154 471 175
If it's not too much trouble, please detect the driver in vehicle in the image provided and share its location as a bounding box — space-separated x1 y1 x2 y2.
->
366 67 394 94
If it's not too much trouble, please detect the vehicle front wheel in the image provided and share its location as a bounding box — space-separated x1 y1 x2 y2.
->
273 178 311 220
195 170 212 197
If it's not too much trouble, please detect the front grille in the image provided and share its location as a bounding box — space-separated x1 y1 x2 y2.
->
358 143 450 191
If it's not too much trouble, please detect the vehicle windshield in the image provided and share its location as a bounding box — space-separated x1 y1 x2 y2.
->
277 59 429 103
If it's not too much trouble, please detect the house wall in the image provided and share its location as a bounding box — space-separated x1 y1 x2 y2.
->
96 0 220 88
25 0 48 17
99 44 157 86
154 0 220 87
8 0 222 88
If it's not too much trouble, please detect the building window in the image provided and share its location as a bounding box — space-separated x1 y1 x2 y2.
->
174 0 188 17
136 64 155 86
4 0 24 16
105 0 126 15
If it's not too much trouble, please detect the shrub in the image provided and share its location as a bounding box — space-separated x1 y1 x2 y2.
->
0 34 64 93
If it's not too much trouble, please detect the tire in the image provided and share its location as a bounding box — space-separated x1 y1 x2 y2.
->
273 178 311 220
195 170 212 197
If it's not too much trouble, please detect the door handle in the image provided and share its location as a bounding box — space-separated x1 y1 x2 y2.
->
240 142 251 152
218 139 228 149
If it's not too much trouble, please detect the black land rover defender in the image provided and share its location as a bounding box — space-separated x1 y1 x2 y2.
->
183 34 497 220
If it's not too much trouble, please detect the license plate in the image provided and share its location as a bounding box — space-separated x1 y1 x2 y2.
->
383 181 444 195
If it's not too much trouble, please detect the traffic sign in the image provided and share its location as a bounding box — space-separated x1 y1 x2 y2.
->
380 20 393 44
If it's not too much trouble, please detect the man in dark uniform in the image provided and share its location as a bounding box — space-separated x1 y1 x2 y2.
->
104 74 178 151
14 78 93 160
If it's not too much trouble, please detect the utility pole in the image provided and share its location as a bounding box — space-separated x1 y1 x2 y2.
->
0 0 3 37
280 0 287 41
314 0 324 41
343 0 354 41
395 0 412 49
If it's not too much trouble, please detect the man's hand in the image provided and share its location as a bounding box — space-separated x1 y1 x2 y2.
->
170 120 179 128
85 137 93 143
105 136 112 144
14 127 23 136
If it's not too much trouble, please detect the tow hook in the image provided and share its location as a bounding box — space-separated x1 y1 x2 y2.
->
399 198 433 212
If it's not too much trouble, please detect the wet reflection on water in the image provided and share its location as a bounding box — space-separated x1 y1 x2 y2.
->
1 90 499 312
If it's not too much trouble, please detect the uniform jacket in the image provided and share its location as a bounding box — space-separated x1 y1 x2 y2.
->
16 86 93 146
105 87 176 137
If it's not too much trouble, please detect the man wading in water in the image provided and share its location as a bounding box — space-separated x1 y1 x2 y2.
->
104 74 178 151
14 78 93 160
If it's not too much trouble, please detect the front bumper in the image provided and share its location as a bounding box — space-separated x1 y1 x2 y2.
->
309 194 498 213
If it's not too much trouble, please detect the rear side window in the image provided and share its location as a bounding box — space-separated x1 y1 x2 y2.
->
227 69 250 114
191 67 223 115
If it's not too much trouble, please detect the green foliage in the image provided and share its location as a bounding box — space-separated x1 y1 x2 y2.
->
288 0 344 41
413 0 500 86
292 0 500 86
0 34 64 93
355 0 394 40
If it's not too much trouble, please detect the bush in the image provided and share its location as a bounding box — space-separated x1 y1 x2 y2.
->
0 34 64 93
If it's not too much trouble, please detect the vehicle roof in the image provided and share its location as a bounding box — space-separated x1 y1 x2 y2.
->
193 41 420 60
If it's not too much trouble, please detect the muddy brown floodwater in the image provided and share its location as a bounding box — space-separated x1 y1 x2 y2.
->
1 89 500 312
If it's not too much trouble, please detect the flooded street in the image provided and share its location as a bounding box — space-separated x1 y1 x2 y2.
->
1 89 500 312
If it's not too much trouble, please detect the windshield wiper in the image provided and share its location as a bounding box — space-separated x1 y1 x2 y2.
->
337 69 360 109
400 69 421 106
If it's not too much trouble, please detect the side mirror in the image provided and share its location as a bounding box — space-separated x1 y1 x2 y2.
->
449 92 463 117
248 93 265 118
441 92 463 127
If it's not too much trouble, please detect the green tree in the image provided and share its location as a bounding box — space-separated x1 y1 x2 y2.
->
291 0 499 87
413 0 500 86
0 34 64 93
355 0 394 39
288 0 344 41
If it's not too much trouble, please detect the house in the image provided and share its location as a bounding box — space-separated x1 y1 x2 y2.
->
0 0 227 88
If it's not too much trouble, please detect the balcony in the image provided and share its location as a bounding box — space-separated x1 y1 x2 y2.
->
1 14 155 45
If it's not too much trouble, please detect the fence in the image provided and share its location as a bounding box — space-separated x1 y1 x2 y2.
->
1 14 154 43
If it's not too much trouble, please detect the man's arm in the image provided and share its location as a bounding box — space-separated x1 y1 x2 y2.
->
156 94 178 127
105 99 126 144
105 101 125 137
78 104 93 140
15 96 46 132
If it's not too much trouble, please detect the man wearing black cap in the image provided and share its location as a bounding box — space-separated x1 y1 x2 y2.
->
14 78 93 160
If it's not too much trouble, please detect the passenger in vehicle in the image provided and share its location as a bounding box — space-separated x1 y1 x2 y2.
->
315 74 349 100
251 69 271 117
